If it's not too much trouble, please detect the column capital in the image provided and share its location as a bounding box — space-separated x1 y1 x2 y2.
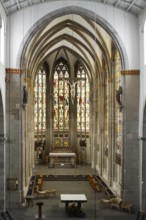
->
120 69 140 75
5 68 22 74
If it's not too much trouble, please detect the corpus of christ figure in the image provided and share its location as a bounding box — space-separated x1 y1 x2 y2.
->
61 78 82 104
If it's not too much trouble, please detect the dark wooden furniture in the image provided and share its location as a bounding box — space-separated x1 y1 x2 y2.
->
121 202 133 213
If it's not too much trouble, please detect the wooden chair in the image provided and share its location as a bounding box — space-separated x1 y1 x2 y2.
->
36 185 56 198
87 174 93 182
121 202 133 213
91 179 97 190
100 197 122 210
47 189 56 197
110 197 123 210
100 199 111 208
36 187 49 198
37 175 43 191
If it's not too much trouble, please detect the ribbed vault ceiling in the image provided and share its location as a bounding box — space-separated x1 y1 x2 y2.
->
2 0 146 16
24 12 114 83
2 2 127 83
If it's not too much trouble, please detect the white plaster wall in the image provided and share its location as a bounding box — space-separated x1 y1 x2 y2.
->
7 1 139 70
138 10 146 137
138 10 146 210
0 2 7 135
0 2 7 211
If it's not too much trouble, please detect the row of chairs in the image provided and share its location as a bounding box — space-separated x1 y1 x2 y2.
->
35 175 56 198
95 175 115 198
87 174 101 192
87 174 134 214
100 197 122 210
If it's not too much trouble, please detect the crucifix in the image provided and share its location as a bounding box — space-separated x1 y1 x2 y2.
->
61 78 84 104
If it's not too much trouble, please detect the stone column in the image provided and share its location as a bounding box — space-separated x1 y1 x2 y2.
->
6 68 24 207
107 78 114 186
46 70 53 154
121 69 140 209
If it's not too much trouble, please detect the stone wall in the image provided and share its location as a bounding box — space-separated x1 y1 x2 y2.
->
122 71 140 210
6 70 23 208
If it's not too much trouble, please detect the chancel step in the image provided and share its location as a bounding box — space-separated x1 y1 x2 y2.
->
43 175 88 181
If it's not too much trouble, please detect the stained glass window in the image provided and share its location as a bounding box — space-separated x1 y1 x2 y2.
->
77 65 90 132
34 67 46 132
53 60 69 131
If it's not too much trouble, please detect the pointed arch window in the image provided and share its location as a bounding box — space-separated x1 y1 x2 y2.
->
34 67 46 133
53 60 70 131
76 65 90 132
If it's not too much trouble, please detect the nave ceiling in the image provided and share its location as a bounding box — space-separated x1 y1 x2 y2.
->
22 11 120 84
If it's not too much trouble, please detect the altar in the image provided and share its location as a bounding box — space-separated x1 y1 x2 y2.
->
49 152 76 167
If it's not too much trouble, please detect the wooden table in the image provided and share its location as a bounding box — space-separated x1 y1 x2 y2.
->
60 194 87 210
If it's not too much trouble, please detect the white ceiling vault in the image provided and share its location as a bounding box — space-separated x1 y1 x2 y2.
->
22 10 123 83
2 0 146 16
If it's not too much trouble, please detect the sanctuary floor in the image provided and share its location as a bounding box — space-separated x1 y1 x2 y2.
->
8 163 137 220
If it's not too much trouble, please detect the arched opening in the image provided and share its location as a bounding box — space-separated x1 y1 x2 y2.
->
18 6 127 198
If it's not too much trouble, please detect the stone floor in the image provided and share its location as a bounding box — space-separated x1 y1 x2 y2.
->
8 164 138 220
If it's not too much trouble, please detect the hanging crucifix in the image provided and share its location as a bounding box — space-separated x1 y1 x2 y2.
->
61 78 83 104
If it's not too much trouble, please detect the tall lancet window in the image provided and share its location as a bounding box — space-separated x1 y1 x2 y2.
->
53 60 69 131
77 65 90 133
34 67 46 134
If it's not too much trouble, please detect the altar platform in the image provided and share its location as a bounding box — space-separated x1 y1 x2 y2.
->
49 152 76 167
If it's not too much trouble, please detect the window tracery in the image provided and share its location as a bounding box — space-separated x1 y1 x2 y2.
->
53 60 69 131
34 68 46 132
76 65 90 132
